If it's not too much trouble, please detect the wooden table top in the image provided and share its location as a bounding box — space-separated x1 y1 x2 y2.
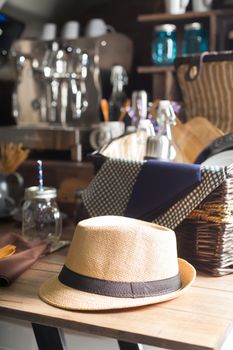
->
1 222 233 350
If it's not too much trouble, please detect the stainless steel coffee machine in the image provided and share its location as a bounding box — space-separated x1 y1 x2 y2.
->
0 33 133 160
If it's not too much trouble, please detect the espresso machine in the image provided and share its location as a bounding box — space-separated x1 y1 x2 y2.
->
0 33 133 160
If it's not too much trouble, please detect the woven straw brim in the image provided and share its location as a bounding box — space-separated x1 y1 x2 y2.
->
38 259 196 311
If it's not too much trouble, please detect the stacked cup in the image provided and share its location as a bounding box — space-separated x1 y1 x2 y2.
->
61 21 80 40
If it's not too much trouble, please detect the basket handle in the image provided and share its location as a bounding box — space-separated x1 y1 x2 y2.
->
184 52 210 82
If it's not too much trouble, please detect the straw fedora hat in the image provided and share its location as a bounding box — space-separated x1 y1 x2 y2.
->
39 216 196 310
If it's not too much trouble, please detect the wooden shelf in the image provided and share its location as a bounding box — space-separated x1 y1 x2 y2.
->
137 66 175 74
137 8 233 100
138 9 233 23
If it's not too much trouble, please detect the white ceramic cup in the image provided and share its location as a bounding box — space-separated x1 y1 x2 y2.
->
192 0 213 12
61 21 80 40
40 23 57 41
89 122 125 150
165 0 190 14
85 18 114 38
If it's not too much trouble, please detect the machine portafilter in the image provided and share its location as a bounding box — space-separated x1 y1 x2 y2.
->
68 48 89 120
11 50 31 120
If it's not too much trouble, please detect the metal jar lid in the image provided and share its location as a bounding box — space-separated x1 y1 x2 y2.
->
184 22 202 31
145 135 171 160
110 64 128 85
132 90 148 119
154 24 176 33
24 186 57 200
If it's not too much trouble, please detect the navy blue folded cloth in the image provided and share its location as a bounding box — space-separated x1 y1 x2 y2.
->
125 160 201 220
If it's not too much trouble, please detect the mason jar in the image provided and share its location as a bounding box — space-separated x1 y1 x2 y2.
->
182 22 208 55
152 24 177 65
22 186 62 245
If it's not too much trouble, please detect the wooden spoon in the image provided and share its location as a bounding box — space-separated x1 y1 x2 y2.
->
173 116 224 163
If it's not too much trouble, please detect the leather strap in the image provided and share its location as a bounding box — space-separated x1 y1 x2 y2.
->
184 52 210 81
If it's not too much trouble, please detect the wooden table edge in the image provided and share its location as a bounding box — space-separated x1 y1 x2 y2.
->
1 308 233 350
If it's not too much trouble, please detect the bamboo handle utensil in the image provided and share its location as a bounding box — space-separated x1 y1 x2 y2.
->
118 98 131 122
100 99 109 123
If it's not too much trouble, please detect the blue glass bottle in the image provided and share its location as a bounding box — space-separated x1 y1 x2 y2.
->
182 22 208 56
152 24 177 66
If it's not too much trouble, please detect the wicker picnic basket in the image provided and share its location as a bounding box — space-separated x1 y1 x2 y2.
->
176 168 233 276
175 51 233 133
82 130 233 277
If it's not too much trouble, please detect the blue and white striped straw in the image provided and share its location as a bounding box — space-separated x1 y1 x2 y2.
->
37 160 44 191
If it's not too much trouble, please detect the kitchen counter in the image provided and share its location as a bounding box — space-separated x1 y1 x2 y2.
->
1 221 233 349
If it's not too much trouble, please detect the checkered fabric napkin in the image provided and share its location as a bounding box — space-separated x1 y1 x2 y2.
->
81 158 228 229
82 158 143 217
